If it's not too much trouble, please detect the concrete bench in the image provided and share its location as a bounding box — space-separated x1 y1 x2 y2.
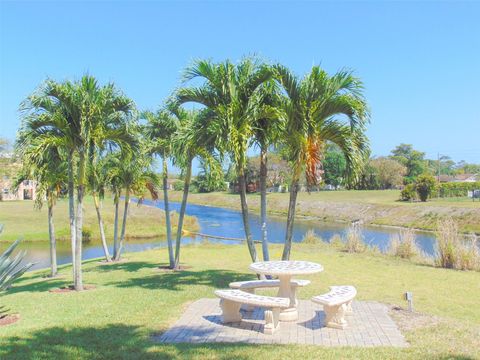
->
229 279 310 311
215 289 289 335
311 285 357 329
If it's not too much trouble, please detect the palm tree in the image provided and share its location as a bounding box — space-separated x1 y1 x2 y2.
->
250 79 283 261
176 57 272 262
14 139 66 277
143 108 179 268
20 76 136 290
88 154 112 262
273 65 370 260
170 107 219 269
112 148 159 261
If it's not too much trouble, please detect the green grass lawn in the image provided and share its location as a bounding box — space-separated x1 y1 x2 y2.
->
0 243 478 359
0 196 198 242
168 190 480 233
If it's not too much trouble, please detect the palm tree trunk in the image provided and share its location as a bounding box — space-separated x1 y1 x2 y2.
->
113 193 120 259
163 157 175 269
115 190 130 261
174 158 192 269
47 191 57 277
259 144 269 261
74 183 84 291
67 152 76 285
282 172 300 261
74 153 85 291
238 170 258 263
93 193 111 262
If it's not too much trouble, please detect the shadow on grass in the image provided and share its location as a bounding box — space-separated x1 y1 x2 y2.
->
1 323 476 360
107 268 251 291
94 261 160 273
0 324 274 360
6 277 67 295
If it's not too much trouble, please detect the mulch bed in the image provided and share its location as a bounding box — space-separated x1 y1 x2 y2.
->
0 314 20 327
390 304 441 332
49 284 96 293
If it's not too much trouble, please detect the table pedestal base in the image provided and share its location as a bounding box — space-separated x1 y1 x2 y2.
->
279 307 298 322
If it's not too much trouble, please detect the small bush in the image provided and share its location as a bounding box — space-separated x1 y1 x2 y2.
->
456 234 479 271
400 184 417 201
173 180 184 191
389 228 418 259
435 219 480 271
344 225 365 253
437 181 480 198
82 227 92 243
329 234 344 248
302 229 322 244
415 174 437 202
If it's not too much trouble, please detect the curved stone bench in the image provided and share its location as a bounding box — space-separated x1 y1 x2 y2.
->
215 289 289 335
229 279 310 311
311 285 357 329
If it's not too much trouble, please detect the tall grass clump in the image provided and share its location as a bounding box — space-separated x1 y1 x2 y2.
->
436 219 480 271
389 228 419 259
344 225 366 253
302 229 322 244
329 233 344 248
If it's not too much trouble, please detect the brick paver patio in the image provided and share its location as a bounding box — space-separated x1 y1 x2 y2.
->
156 298 407 347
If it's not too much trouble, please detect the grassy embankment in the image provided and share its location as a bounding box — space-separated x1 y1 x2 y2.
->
0 196 198 242
0 243 478 359
168 190 480 233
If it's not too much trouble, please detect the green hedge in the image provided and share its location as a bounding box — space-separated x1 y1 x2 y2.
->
437 182 480 198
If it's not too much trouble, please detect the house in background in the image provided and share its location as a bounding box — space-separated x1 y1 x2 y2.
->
0 177 37 201
438 173 479 183
0 154 37 201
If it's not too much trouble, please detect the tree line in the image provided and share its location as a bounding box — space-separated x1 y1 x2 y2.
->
14 57 370 290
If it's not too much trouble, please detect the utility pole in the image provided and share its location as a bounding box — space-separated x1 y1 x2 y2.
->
437 152 440 182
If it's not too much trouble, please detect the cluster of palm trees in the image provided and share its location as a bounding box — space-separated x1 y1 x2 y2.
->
15 56 370 291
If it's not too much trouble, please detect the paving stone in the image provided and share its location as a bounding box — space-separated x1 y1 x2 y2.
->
156 299 408 347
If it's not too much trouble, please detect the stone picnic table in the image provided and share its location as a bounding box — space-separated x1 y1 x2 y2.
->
249 260 323 321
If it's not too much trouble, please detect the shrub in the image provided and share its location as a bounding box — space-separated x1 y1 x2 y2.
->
437 181 480 198
435 219 480 271
389 228 418 259
456 234 479 271
173 180 184 191
415 174 437 202
82 227 92 243
400 183 417 201
302 229 322 244
329 234 344 248
344 225 366 253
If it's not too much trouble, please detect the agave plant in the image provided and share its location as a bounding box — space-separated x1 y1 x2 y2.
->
0 239 33 291
0 226 34 316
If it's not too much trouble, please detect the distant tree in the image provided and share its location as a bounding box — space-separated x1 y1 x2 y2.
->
370 157 406 189
0 138 10 154
323 145 347 188
354 161 378 190
455 161 480 175
192 158 226 193
415 174 436 202
390 144 426 183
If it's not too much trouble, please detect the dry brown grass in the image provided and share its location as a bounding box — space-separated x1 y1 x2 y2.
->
389 228 419 259
435 218 480 271
344 225 366 253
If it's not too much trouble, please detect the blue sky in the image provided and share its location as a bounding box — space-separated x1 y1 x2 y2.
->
1 1 479 168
